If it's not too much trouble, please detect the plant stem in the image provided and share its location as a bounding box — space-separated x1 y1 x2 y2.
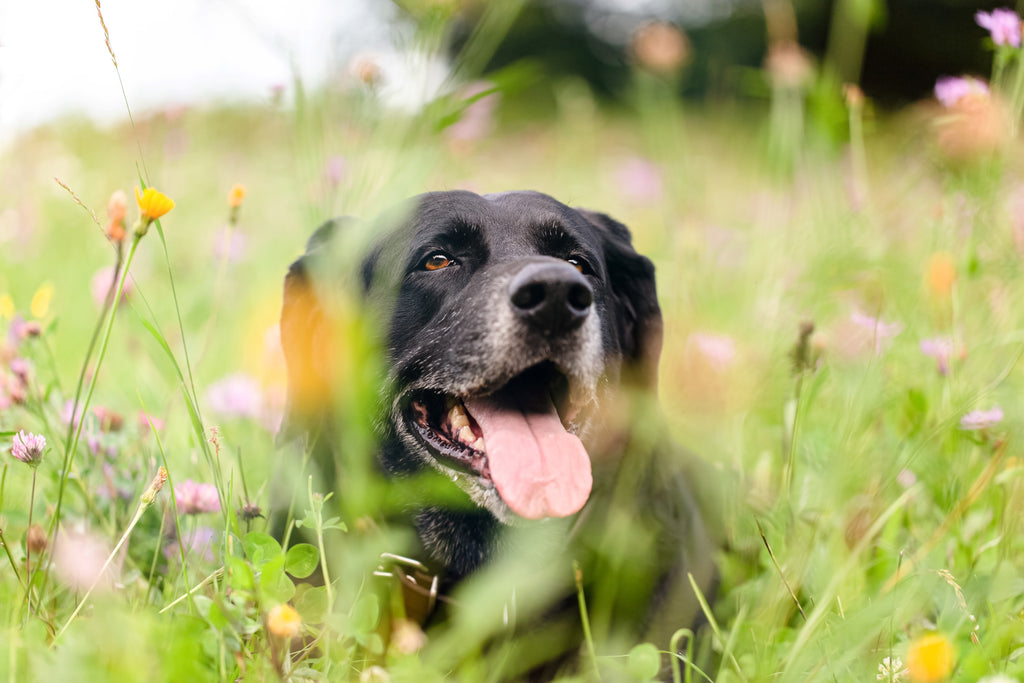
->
24 469 37 617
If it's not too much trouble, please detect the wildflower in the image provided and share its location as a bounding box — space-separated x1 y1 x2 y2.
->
446 82 499 145
0 295 13 319
926 253 956 298
360 666 391 683
206 373 264 420
391 619 428 654
960 406 1004 431
140 466 168 505
897 469 917 488
765 40 814 89
106 189 127 241
324 156 346 185
93 406 123 432
267 604 302 639
630 21 690 74
851 311 903 355
615 157 664 203
976 8 1022 47
133 186 175 236
52 526 116 592
688 332 737 371
11 431 46 467
934 76 989 108
137 410 165 434
25 524 47 556
920 337 955 375
177 470 216 510
905 633 955 682
238 501 263 522
226 183 246 209
173 479 221 515
90 266 133 308
212 227 246 263
877 655 908 681
10 357 30 384
933 77 1010 160
30 283 53 319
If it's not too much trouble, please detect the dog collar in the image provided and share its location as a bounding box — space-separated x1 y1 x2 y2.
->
374 552 517 630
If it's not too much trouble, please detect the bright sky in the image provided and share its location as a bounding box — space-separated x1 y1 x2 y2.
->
0 0 396 142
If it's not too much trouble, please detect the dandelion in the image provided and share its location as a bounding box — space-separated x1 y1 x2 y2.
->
920 337 955 375
960 406 1004 430
976 8 1022 47
226 183 246 209
133 186 175 236
905 633 955 682
11 430 45 467
267 604 302 639
926 253 956 298
0 295 13 319
173 479 221 515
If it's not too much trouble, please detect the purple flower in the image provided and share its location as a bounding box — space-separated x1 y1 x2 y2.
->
976 9 1022 47
11 430 45 467
324 155 346 185
174 479 221 515
615 157 665 203
850 311 903 354
446 82 499 144
934 76 989 108
920 337 955 375
960 406 1004 431
688 332 737 371
212 226 247 263
9 357 30 385
206 373 264 420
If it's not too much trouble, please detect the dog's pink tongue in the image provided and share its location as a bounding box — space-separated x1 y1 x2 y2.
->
464 392 592 520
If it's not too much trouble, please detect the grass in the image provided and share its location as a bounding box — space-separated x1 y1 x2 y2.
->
3 8 1024 682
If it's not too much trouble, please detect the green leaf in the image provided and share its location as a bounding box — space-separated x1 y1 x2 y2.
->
259 556 296 604
294 584 329 623
285 543 320 579
627 642 662 681
243 532 282 566
226 555 255 592
351 593 380 634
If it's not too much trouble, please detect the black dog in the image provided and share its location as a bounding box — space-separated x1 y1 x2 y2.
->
279 190 716 676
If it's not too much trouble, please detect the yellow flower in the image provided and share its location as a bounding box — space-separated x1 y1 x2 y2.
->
227 183 247 209
30 283 54 319
267 603 302 639
134 187 175 236
906 633 955 682
926 252 956 299
0 295 14 320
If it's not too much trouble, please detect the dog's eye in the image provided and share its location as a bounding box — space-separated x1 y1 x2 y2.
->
423 253 455 271
566 257 589 274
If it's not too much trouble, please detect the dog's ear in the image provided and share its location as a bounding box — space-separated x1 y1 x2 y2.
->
576 209 663 390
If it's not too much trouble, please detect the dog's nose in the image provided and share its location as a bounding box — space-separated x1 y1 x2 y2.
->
509 262 593 333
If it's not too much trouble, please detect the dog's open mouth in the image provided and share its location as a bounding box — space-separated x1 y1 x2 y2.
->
407 362 593 520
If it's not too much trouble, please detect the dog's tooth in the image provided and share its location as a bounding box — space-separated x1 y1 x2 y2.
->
471 437 486 453
457 425 475 446
449 403 470 432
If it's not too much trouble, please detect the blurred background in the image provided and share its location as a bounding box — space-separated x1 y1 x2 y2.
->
0 0 1011 141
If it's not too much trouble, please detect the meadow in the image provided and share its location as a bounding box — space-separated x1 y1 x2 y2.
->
3 6 1024 682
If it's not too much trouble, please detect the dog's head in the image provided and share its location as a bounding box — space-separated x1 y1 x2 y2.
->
281 190 661 523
